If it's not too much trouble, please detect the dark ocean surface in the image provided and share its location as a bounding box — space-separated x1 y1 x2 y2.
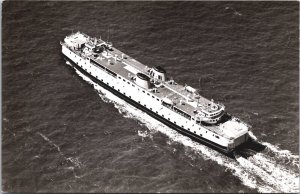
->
2 1 299 193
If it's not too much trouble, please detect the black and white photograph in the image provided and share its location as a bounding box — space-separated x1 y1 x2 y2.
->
2 1 299 193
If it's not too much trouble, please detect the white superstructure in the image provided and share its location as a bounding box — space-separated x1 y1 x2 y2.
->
61 32 250 154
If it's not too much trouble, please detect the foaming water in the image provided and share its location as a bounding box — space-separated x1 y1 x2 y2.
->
70 62 299 193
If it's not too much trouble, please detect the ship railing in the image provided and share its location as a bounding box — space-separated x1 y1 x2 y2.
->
162 101 192 120
90 58 118 78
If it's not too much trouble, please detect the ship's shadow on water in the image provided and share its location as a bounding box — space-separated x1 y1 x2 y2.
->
233 138 267 159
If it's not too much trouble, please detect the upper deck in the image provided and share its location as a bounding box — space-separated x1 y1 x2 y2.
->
62 32 225 121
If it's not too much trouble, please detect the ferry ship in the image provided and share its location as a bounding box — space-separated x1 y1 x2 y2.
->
60 32 250 154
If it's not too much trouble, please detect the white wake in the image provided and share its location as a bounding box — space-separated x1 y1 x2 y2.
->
69 62 299 193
